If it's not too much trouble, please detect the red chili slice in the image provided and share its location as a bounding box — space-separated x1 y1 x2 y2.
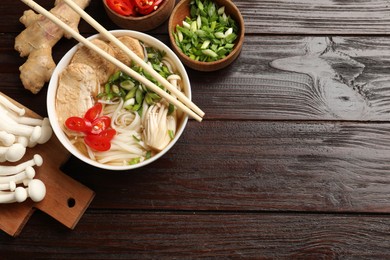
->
84 128 116 152
134 0 162 15
65 117 91 133
90 116 111 135
99 128 117 140
106 0 135 16
64 103 117 151
84 134 111 152
84 103 103 122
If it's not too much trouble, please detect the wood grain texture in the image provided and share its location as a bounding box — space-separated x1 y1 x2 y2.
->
4 32 390 121
182 36 390 121
2 0 390 257
235 0 390 35
3 0 390 35
62 120 390 213
1 211 390 259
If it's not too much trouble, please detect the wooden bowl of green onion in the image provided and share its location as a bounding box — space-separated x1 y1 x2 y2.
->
168 0 245 71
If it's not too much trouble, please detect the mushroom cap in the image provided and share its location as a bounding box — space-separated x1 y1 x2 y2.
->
33 154 43 167
0 131 15 146
5 143 26 162
25 166 35 179
14 187 28 203
28 179 46 202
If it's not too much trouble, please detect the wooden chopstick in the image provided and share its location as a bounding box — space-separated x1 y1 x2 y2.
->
63 0 205 119
20 0 203 122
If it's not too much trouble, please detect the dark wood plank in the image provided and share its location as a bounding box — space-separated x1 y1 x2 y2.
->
0 0 169 34
4 1 390 121
3 0 390 35
1 210 390 258
238 0 390 35
4 32 390 121
191 36 390 121
61 120 390 213
2 0 390 257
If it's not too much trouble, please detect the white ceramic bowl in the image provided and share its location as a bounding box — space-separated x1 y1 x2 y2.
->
47 30 191 171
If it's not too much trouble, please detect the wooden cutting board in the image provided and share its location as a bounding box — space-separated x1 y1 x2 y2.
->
0 92 95 237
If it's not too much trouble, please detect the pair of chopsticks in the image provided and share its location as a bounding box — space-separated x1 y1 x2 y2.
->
20 0 204 122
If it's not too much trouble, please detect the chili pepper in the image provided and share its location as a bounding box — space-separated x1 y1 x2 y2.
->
106 0 163 16
64 103 116 152
134 0 163 15
106 0 135 16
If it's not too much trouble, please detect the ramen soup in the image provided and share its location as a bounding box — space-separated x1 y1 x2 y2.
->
55 35 185 166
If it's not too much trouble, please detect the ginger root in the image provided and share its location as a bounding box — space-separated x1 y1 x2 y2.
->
15 0 91 94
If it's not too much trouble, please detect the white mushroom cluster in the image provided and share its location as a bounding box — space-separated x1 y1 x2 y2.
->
0 155 46 203
0 95 52 203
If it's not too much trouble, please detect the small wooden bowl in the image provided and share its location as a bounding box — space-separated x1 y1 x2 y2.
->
103 0 175 31
168 0 245 71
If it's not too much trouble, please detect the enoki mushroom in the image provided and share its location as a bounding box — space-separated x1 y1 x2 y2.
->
0 154 46 203
0 96 52 203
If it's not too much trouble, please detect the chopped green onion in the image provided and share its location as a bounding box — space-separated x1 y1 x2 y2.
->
168 130 175 140
214 31 225 39
224 27 233 37
135 88 144 105
218 6 225 15
178 30 183 42
182 21 191 29
112 84 120 94
197 15 202 29
168 103 175 115
191 21 197 32
125 87 137 100
124 98 135 108
201 40 210 49
129 157 141 165
172 0 238 62
202 49 218 58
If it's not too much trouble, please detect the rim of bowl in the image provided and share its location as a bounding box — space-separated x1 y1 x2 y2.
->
47 30 191 171
102 0 172 21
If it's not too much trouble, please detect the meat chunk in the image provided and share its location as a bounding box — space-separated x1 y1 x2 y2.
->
55 63 100 132
110 36 145 67
70 38 116 84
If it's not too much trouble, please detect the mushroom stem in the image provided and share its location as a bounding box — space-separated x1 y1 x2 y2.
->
0 95 25 116
0 154 43 176
0 131 15 146
0 100 52 146
36 118 53 144
0 181 16 191
0 179 46 203
0 119 40 138
0 166 35 184
8 113 44 126
0 191 17 203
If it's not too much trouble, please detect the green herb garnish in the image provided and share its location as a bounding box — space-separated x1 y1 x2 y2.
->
173 0 238 62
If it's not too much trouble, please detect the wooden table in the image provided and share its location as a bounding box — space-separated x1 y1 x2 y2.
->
2 0 390 258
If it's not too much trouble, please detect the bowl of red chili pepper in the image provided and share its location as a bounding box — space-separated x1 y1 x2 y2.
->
103 0 175 31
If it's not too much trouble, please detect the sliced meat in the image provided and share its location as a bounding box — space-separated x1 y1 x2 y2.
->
70 38 116 84
55 63 100 132
109 36 145 67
